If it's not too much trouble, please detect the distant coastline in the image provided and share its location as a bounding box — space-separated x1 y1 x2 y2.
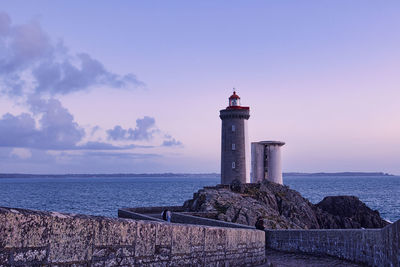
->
0 173 221 179
283 172 394 177
0 172 395 179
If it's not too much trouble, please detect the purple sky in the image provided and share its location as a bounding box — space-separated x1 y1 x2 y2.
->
0 1 399 174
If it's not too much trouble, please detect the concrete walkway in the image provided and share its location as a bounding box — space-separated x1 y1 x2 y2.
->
260 249 366 267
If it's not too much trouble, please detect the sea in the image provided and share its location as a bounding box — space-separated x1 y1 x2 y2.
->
0 175 398 223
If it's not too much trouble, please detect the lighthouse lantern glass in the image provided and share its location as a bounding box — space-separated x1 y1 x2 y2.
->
230 98 240 106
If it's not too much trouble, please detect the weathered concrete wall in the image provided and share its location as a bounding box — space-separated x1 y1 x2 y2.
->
266 145 283 185
251 142 264 183
251 141 285 185
265 219 400 267
0 207 265 266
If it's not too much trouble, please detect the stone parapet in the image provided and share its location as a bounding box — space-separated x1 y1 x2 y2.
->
118 208 256 229
265 219 400 267
0 207 265 266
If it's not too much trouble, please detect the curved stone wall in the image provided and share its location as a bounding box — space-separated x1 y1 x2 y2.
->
265 219 399 267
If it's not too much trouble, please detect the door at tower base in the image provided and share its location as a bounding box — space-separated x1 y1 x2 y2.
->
251 141 285 184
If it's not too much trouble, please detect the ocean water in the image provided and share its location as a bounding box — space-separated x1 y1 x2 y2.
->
285 175 400 223
0 175 398 222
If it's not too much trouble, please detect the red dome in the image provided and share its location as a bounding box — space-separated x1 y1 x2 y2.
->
229 91 240 99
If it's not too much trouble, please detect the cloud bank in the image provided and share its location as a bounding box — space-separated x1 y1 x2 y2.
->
0 11 143 97
0 97 177 150
0 11 182 171
0 98 86 150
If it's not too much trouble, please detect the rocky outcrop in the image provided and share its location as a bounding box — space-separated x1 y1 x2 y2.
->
182 181 389 229
315 196 389 228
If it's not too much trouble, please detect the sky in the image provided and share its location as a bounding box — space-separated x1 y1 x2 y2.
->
0 1 399 174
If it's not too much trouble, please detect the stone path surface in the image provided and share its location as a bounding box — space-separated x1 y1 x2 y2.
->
259 249 366 267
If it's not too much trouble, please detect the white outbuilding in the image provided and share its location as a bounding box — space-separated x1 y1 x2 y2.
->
251 141 285 184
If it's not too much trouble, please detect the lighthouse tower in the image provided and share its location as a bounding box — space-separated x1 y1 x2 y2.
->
220 91 250 185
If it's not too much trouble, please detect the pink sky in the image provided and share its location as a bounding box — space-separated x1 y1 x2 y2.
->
0 1 399 174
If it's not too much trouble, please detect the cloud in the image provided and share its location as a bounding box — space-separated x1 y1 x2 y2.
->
0 16 52 75
79 151 161 160
10 148 32 159
0 12 181 159
0 11 143 96
0 97 154 150
0 12 11 35
107 117 183 147
0 98 84 150
131 116 158 140
33 53 143 95
77 141 140 150
107 116 158 141
0 112 38 148
0 97 169 151
90 126 100 136
162 138 182 147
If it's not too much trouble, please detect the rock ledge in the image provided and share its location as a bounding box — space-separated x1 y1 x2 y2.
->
183 181 389 229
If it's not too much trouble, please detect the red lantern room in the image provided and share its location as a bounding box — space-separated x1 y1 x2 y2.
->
227 91 249 110
229 91 240 107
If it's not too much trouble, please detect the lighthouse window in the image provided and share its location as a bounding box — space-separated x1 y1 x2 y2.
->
232 162 235 169
232 125 236 132
232 143 236 150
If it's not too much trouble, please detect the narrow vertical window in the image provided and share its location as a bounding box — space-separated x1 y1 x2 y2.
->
232 162 235 169
232 143 236 150
232 125 235 132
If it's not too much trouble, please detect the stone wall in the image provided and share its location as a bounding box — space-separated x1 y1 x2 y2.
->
122 206 184 214
382 219 400 267
265 219 400 267
118 208 255 229
171 213 255 229
0 207 265 266
118 209 164 222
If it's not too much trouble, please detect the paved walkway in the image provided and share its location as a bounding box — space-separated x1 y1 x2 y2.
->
259 249 366 267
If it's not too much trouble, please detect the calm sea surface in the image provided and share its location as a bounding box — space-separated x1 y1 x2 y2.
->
0 175 398 222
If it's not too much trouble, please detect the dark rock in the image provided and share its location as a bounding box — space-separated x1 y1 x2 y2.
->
230 179 242 193
315 196 389 228
182 180 390 229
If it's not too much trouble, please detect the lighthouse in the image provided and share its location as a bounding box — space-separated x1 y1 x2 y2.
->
220 91 250 185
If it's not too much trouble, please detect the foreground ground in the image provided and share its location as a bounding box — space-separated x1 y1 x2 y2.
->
260 249 366 267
